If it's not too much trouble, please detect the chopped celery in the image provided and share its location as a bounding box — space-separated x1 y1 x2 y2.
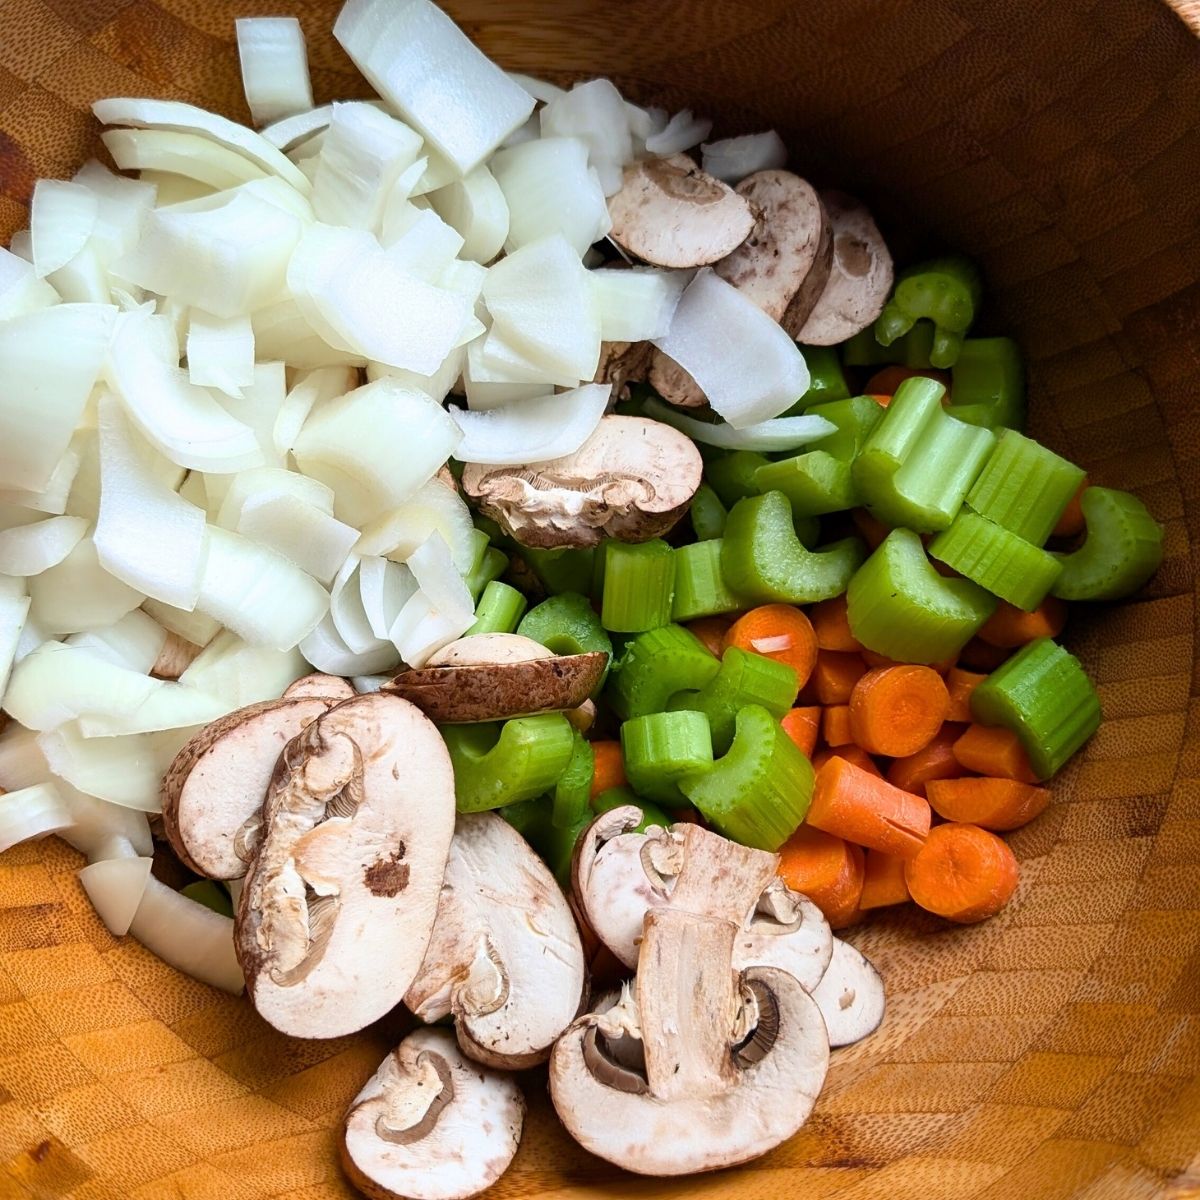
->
506 798 591 887
720 490 864 605
181 880 233 918
966 428 1084 545
606 623 721 720
671 539 742 622
464 545 509 600
705 450 769 508
442 714 576 812
847 528 997 663
600 540 676 633
522 545 596 597
929 510 1063 611
875 255 983 368
553 731 595 829
946 337 1026 430
970 637 1101 779
690 483 728 541
841 322 935 369
853 376 995 532
591 786 672 832
1051 487 1165 602
679 704 812 851
621 710 713 805
466 580 528 635
783 345 851 413
518 591 612 688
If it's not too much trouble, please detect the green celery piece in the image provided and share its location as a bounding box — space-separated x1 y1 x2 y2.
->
521 545 596 596
606 624 721 720
670 645 797 754
841 323 933 369
181 880 233 918
671 539 743 622
782 345 851 414
442 714 575 812
874 255 984 368
552 731 595 829
464 527 490 575
946 337 1026 430
513 800 591 887
679 704 812 851
853 376 995 532
705 451 770 508
929 510 1063 611
600 540 676 633
621 709 713 805
1051 487 1165 602
518 591 613 689
720 490 865 605
690 483 728 541
466 580 527 636
970 637 1101 779
591 786 672 831
501 796 546 838
464 546 509 600
847 527 997 663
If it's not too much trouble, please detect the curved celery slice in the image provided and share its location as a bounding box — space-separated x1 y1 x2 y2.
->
518 591 612 687
680 704 812 851
606 623 721 720
705 450 770 508
970 637 1100 779
600 539 676 633
875 255 983 368
853 377 994 532
671 539 742 622
621 709 713 805
521 544 595 596
946 337 1026 431
552 730 595 829
690 483 728 541
1051 487 1164 602
847 527 996 663
442 713 575 812
465 579 527 635
786 344 851 413
929 510 1063 611
720 490 864 604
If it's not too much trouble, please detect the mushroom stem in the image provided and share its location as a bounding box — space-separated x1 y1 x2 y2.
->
666 823 779 919
374 1051 455 1145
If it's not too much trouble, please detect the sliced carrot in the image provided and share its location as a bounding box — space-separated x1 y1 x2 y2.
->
864 365 952 396
861 648 957 674
781 707 821 757
723 604 818 689
777 824 865 927
809 594 863 653
589 740 626 799
851 507 891 550
976 596 1068 649
945 667 986 722
811 649 868 705
859 850 911 909
904 822 1020 922
885 725 967 797
865 393 892 408
808 755 932 858
1052 479 1088 539
687 616 733 658
848 664 949 757
822 704 855 747
952 724 1037 783
925 776 1049 831
958 637 1013 672
811 744 883 778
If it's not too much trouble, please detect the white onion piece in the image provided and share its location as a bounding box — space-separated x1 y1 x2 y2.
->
357 557 417 640
406 532 474 627
251 299 367 370
30 180 98 278
590 267 690 341
236 17 313 127
48 243 112 304
128 874 244 993
0 303 115 493
103 128 268 193
463 336 546 409
261 104 333 150
59 787 154 861
645 108 712 155
508 72 567 104
0 720 45 790
0 436 84 518
140 599 221 650
301 613 401 677
14 617 46 667
351 674 389 693
389 590 469 668
333 0 533 174
540 79 634 197
427 166 509 263
92 97 311 194
39 724 192 810
449 383 610 465
0 516 87 576
642 396 837 452
237 493 358 585
179 630 307 708
483 234 602 386
477 326 566 386
107 311 264 473
217 467 334 530
79 855 153 936
491 137 611 257
140 170 215 206
381 205 465 280
73 160 157 264
0 246 59 319
217 362 287 468
0 782 72 854
0 588 30 705
652 268 811 427
367 343 466 405
67 610 167 675
293 377 462 526
28 540 144 635
76 683 227 737
313 102 423 230
329 557 387 654
273 365 357 456
355 477 476 571
700 131 788 184
500 113 540 149
187 311 256 397
625 101 666 142
164 175 314 222
194 527 329 652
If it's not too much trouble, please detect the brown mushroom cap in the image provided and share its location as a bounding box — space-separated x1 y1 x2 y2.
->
461 414 703 549
608 154 757 268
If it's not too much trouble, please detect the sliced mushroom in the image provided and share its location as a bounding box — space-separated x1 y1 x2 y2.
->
595 340 654 400
150 631 203 681
340 1027 524 1200
608 154 756 268
235 692 456 1039
427 633 550 667
284 673 357 702
161 696 338 881
793 191 893 345
550 907 829 1175
810 937 885 1047
461 414 703 549
405 812 585 1069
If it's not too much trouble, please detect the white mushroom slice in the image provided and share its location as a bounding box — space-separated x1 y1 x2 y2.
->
607 154 755 268
406 813 585 1069
594 340 653 399
341 1027 524 1200
236 692 455 1038
810 937 886 1047
161 696 336 880
461 414 702 549
427 633 550 667
283 672 357 701
793 191 893 345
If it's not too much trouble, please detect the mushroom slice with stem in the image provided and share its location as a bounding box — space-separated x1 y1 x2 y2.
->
594 339 654 401
340 1026 524 1200
461 414 703 549
283 672 356 701
607 154 756 268
550 907 829 1175
810 937 885 1047
405 812 586 1069
236 692 455 1038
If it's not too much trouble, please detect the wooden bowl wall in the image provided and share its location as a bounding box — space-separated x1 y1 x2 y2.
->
1 1 1199 1197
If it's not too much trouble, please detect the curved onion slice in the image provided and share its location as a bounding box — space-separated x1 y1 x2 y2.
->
75 679 227 735
236 17 314 127
140 599 221 652
330 557 387 654
30 180 98 278
67 610 167 675
508 72 567 104
0 720 46 789
0 782 72 854
357 556 417 640
642 396 836 452
645 108 712 155
539 79 634 197
251 300 366 370
367 343 467 405
103 128 269 192
237 493 358 586
406 532 473 627
261 104 334 151
58 787 154 862
463 335 547 410
27 539 144 636
700 131 788 184
216 467 333 530
0 246 59 319
388 589 470 668
92 97 311 194
0 515 87 576
0 586 30 703
79 854 152 935
428 165 509 263
178 630 307 708
216 362 287 468
187 312 256 398
590 267 690 342
39 724 190 810
273 366 357 456
355 478 476 572
300 612 400 676
449 383 609 465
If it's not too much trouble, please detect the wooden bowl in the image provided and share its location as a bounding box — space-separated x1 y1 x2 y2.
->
2 1 1199 1196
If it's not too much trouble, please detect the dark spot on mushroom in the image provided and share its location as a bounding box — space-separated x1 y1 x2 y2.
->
837 234 871 277
365 842 410 896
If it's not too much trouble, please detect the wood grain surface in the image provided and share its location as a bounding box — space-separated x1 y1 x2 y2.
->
1 1 1199 1197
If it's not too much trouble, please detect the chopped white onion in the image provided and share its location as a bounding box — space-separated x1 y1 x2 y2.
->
427 165 509 263
273 366 357 456
540 79 634 197
367 343 467 405
330 557 390 655
652 268 811 427
590 267 690 341
237 492 358 585
79 854 153 935
48 243 112 304
405 532 474 627
355 477 476 571
500 113 540 149
0 246 59 319
408 149 458 197
27 539 145 635
357 556 417 640
300 613 400 676
0 515 87 576
463 335 546 409
73 160 157 260
67 610 167 675
0 437 84 518
236 17 314 127
103 128 269 193
30 180 98 278
351 674 389 693
449 383 610 465
644 108 712 155
477 325 567 386
58 787 154 861
187 311 256 397
179 630 308 708
39 724 193 810
261 104 333 151
0 587 30 705
507 72 567 105
216 466 334 530
388 589 469 668
625 101 666 142
642 396 836 452
700 131 788 184
140 598 221 650
333 0 534 174
0 719 46 790
216 361 288 468
250 299 367 370
75 682 227 737
0 782 72 854
140 170 215 206
381 205 465 278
